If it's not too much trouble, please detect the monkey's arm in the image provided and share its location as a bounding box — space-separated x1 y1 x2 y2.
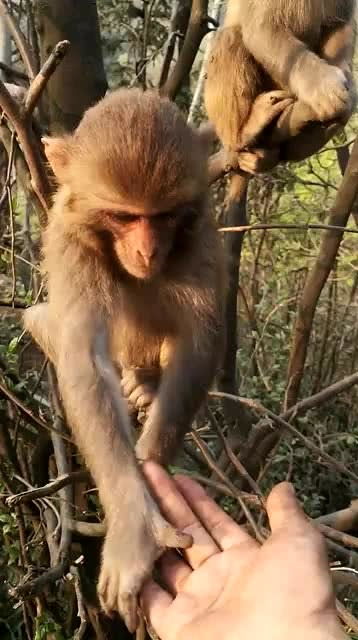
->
240 6 351 122
136 337 220 463
136 288 223 464
28 300 190 630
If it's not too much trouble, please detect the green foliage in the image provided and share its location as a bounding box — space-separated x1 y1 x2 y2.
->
34 614 67 640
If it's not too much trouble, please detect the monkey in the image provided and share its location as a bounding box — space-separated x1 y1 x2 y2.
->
204 0 356 167
23 88 226 632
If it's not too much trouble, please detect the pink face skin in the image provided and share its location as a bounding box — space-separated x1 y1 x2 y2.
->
105 208 179 280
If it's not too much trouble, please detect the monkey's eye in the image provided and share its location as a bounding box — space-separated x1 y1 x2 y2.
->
107 212 139 224
157 210 177 223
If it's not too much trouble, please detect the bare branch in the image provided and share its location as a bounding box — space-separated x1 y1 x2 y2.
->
0 78 50 219
211 391 358 485
286 135 358 408
316 500 358 531
161 0 210 99
219 223 358 235
6 470 90 507
0 0 36 79
24 40 70 117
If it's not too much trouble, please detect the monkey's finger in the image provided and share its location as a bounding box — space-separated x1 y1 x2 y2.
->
98 579 115 618
120 592 139 633
265 89 293 103
175 474 257 551
267 97 295 117
121 374 138 397
143 461 220 568
157 550 191 595
157 522 193 550
128 385 156 408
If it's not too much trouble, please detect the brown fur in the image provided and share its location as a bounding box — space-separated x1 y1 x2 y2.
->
24 88 226 632
205 0 356 161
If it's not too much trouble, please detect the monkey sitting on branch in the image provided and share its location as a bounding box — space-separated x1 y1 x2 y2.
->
24 89 226 631
205 0 356 169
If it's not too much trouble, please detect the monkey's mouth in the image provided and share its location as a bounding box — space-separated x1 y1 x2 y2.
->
129 263 162 281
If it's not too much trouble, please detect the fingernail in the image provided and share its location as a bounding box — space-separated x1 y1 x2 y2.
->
286 482 296 496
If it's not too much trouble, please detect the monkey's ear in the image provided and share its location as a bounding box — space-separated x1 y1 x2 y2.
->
41 136 73 181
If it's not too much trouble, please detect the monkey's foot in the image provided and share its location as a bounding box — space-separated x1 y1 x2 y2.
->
121 367 160 412
296 63 351 121
239 90 294 149
98 489 192 631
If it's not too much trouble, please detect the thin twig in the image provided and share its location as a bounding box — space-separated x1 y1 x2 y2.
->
0 61 28 81
6 131 16 303
47 364 73 567
219 223 358 235
0 377 72 442
211 392 358 485
206 407 264 498
181 470 261 505
0 0 36 79
336 599 358 634
69 566 87 640
191 430 265 542
6 470 90 507
0 79 50 218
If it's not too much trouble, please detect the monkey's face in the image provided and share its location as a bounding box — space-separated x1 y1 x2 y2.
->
104 209 180 280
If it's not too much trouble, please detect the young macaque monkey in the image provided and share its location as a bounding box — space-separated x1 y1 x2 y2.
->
205 0 356 168
24 89 225 631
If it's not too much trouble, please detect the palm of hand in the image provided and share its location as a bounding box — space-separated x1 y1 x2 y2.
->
141 463 345 640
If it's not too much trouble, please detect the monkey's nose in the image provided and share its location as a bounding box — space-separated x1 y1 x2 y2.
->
137 249 158 267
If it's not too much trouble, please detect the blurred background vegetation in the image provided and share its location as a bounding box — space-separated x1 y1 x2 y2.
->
0 1 357 638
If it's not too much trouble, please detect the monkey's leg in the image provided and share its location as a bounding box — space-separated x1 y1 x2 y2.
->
240 6 352 122
204 25 263 149
23 303 57 363
269 20 356 163
136 331 222 465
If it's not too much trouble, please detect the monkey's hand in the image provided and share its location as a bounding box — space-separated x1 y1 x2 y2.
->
121 367 160 413
294 62 351 121
238 147 280 174
98 483 192 632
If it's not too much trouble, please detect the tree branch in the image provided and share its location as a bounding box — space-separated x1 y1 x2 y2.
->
161 0 210 100
24 40 70 117
0 0 36 79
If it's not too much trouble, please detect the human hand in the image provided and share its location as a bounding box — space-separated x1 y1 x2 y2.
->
141 462 346 640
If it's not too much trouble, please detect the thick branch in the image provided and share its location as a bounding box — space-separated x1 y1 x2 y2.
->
161 0 209 100
286 136 358 408
316 500 358 531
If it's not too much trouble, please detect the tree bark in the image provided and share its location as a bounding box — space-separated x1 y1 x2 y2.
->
35 0 107 133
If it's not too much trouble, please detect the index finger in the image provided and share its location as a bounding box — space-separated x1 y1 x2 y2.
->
143 461 219 568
